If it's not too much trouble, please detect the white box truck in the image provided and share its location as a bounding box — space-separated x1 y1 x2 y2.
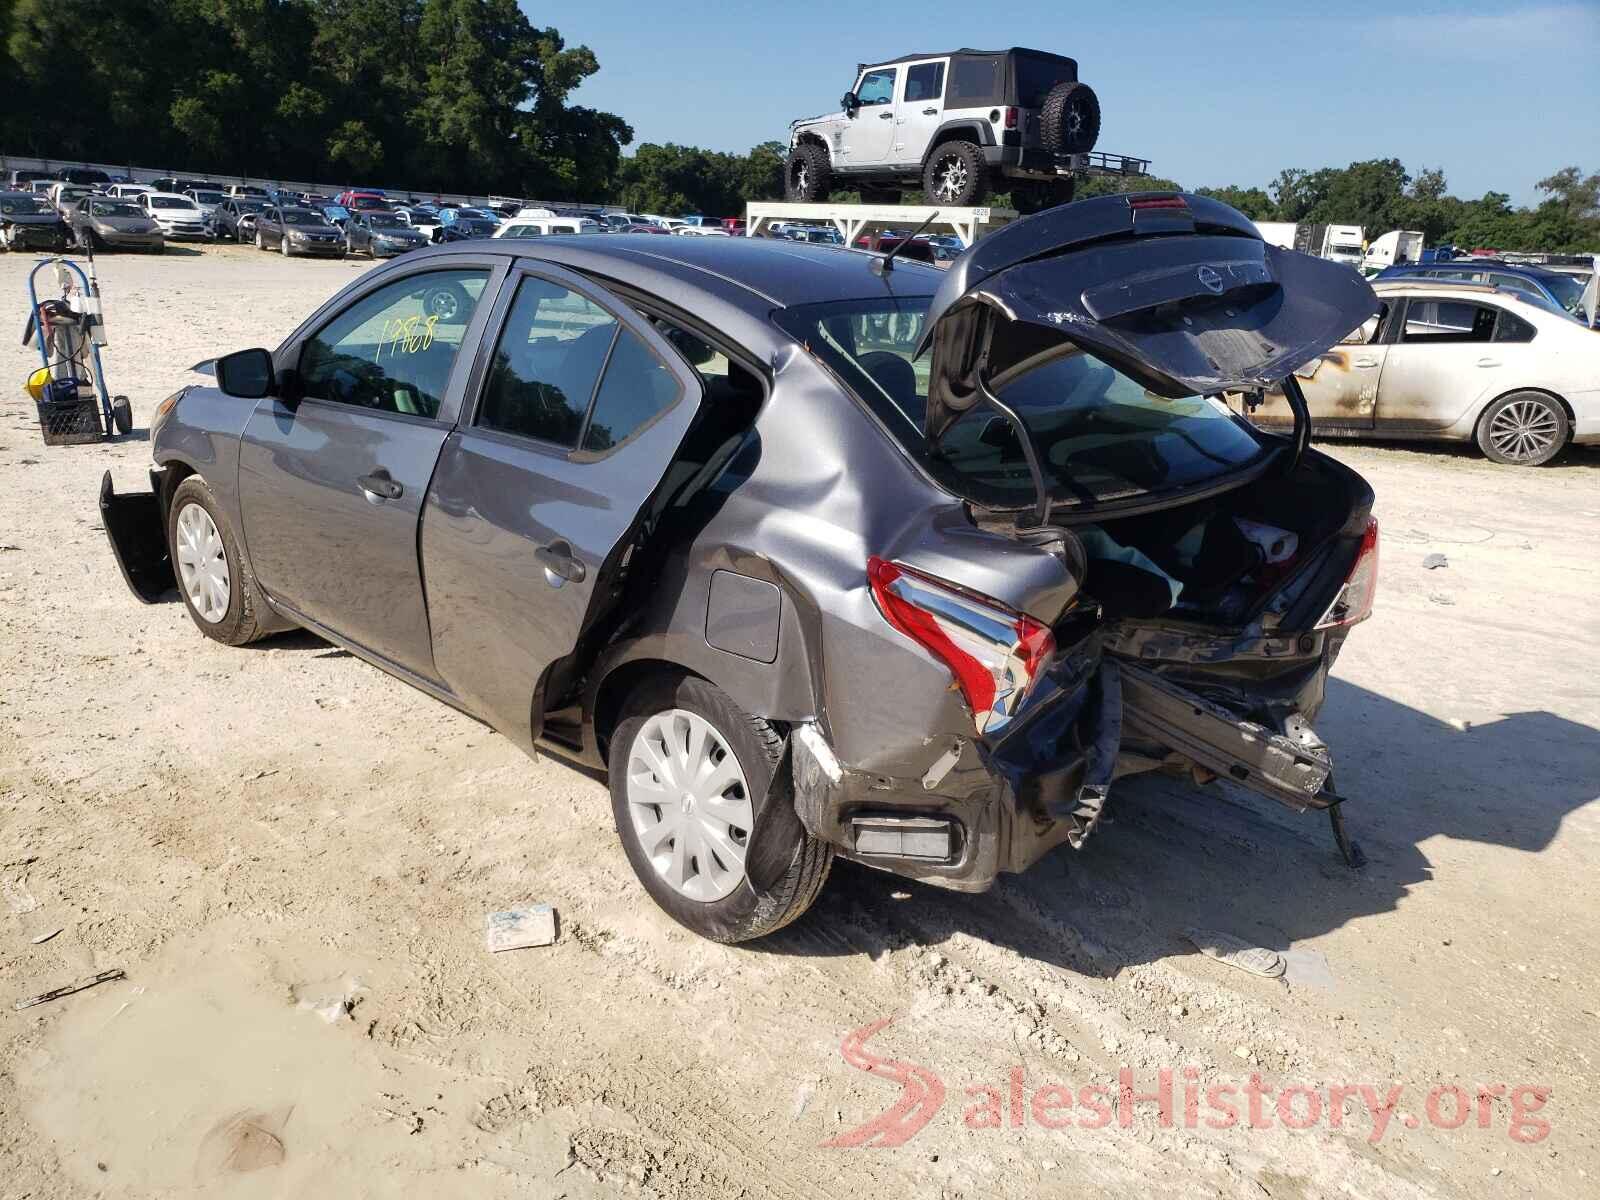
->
1319 224 1365 268
1363 230 1424 272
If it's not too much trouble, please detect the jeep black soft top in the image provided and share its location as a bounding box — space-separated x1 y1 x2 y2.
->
855 47 1078 107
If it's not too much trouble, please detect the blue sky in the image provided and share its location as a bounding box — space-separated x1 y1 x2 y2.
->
539 1 1600 206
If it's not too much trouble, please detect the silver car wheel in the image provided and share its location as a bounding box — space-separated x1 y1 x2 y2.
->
626 708 753 903
174 502 231 623
1488 398 1560 462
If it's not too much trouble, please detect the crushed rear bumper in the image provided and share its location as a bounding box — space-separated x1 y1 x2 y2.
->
100 470 175 602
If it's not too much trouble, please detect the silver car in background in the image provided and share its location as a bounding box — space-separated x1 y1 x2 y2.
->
1242 280 1600 465
102 196 1383 942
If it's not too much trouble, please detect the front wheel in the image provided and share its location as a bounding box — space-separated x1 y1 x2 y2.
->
255 228 265 250
281 235 292 257
784 143 832 202
167 476 267 645
922 141 989 206
1476 391 1569 466
608 676 832 943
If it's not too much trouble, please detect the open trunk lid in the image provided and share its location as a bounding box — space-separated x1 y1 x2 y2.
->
917 192 1380 448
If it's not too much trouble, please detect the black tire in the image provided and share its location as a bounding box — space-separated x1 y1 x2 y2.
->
1010 176 1077 215
1475 391 1569 466
166 476 268 646
784 143 832 202
922 140 989 206
858 185 902 205
255 228 265 250
420 280 470 322
608 675 833 943
110 395 132 435
1040 81 1101 155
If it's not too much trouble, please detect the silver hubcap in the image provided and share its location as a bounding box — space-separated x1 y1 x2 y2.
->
1489 399 1559 462
626 709 753 903
175 502 230 623
425 290 459 320
935 156 968 200
797 163 810 192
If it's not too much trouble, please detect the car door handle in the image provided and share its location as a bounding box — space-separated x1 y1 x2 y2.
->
1476 357 1501 367
922 107 938 115
1352 357 1379 368
356 470 403 501
878 111 894 120
535 540 585 585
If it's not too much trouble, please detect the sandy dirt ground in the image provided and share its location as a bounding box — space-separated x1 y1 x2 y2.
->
1 243 1598 1199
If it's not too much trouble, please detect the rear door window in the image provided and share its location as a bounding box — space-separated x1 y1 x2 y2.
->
475 275 686 453
905 62 945 102
1401 300 1496 343
299 269 490 417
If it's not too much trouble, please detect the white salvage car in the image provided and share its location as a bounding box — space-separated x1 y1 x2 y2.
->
1241 280 1600 465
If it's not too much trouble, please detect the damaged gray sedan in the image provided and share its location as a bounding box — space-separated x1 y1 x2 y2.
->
102 195 1381 942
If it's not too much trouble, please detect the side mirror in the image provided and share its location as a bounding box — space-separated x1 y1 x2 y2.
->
840 92 859 115
215 348 276 399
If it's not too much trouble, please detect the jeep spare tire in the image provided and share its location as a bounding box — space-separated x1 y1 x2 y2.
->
785 144 831 203
1041 80 1101 155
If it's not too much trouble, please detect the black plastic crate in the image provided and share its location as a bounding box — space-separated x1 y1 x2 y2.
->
35 390 103 446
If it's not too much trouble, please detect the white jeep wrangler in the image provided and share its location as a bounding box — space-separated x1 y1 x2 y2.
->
784 47 1101 213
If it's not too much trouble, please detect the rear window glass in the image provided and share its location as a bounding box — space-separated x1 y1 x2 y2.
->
776 298 1271 510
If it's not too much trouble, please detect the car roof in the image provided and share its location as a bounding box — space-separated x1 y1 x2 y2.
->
865 46 1072 67
1371 279 1542 305
403 234 944 309
146 191 194 201
1384 260 1562 281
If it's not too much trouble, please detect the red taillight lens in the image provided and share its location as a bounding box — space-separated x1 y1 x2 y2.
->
1315 518 1379 629
867 556 1054 734
1003 106 1018 130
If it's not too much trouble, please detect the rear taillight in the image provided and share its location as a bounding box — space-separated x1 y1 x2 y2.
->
1003 106 1018 130
867 556 1054 734
1315 518 1379 629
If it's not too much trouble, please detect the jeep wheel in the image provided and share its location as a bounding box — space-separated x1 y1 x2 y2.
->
923 141 989 207
785 144 832 202
1041 81 1101 155
1010 177 1076 215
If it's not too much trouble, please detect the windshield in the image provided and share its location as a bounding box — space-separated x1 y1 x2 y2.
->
368 213 405 228
775 297 1272 510
90 200 142 218
235 200 265 213
352 196 388 209
282 210 326 225
1 194 50 214
150 196 195 210
190 191 223 204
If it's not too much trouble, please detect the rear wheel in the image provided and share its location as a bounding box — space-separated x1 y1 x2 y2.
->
922 141 989 206
167 476 267 645
784 143 832 202
608 676 832 943
254 228 265 250
1476 391 1569 466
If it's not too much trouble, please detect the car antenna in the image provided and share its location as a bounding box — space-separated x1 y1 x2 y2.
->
870 211 939 275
